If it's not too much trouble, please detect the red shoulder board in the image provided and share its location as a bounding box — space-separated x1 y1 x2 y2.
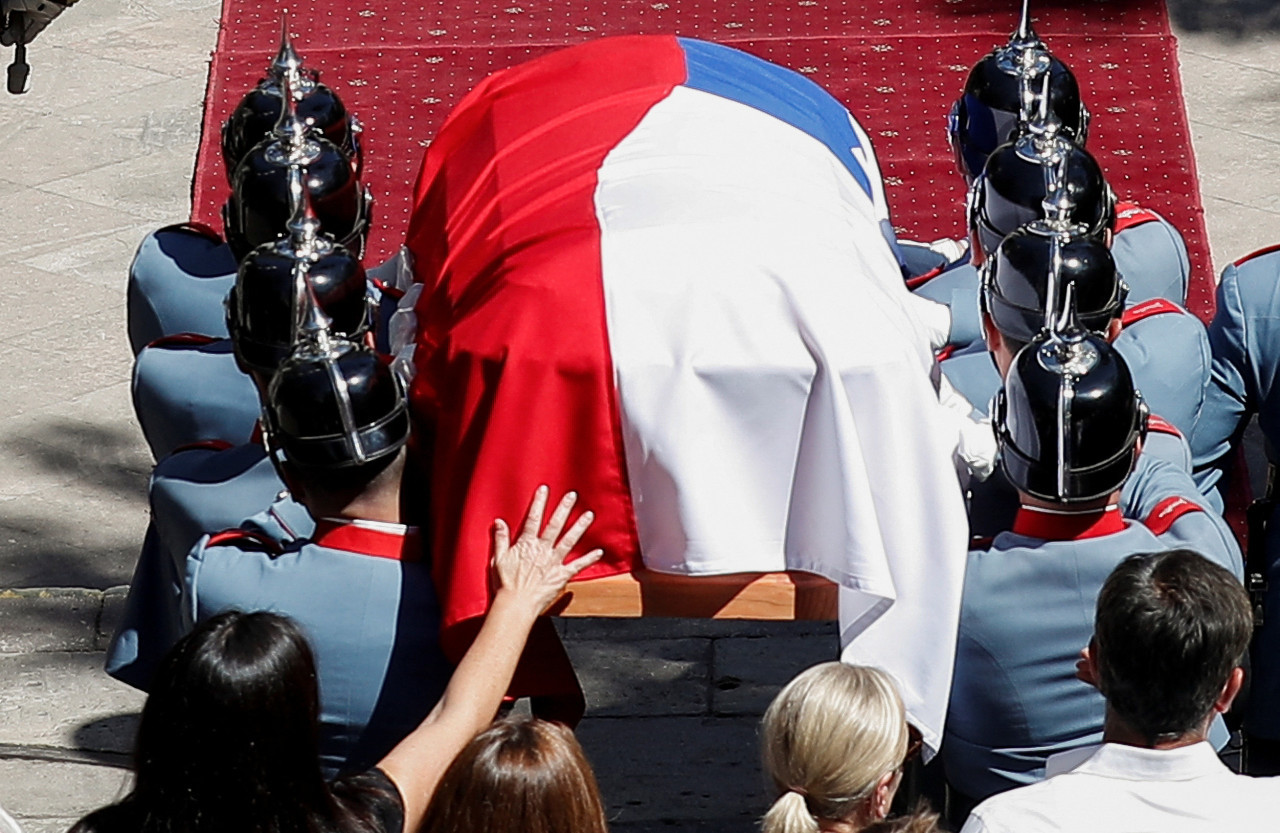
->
1121 299 1183 328
904 263 945 291
172 439 235 454
157 221 223 243
369 276 406 301
145 332 220 349
936 344 957 362
1146 415 1183 438
205 528 283 555
1233 243 1280 268
1113 202 1161 233
970 535 995 550
1143 496 1205 536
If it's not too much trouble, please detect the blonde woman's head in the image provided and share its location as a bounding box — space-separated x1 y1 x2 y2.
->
760 663 909 833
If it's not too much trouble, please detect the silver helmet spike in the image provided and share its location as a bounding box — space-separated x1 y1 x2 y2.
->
996 0 1050 75
270 12 305 80
266 68 321 166
283 164 333 261
1011 0 1040 52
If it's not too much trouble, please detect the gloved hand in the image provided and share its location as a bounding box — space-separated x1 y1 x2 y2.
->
2 0 77 46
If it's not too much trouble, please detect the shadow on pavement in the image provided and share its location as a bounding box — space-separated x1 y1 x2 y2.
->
1168 0 1280 35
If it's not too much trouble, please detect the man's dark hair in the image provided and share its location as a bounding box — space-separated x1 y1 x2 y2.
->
1094 549 1251 743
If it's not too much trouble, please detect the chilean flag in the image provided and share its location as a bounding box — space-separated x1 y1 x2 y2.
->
403 35 968 751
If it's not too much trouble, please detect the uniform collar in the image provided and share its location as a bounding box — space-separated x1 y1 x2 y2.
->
313 517 424 562
1012 504 1126 541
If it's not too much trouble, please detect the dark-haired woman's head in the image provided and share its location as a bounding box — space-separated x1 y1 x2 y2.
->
132 610 331 832
421 715 608 833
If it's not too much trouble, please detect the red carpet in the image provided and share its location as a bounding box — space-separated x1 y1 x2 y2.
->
191 0 1213 317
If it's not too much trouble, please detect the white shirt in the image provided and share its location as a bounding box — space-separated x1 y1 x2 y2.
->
960 742 1280 833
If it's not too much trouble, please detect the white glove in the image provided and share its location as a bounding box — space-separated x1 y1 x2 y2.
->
904 293 954 352
936 372 998 481
2 0 77 45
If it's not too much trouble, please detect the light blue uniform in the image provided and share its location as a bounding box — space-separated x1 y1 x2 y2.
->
940 299 1211 461
127 225 236 355
131 336 261 461
945 499 1243 802
106 443 313 689
910 205 1191 349
186 519 454 777
1191 247 1280 740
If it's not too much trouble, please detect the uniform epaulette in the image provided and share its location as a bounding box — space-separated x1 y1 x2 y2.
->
205 528 284 555
1121 298 1183 328
369 276 405 301
144 332 220 350
155 221 223 243
1146 414 1182 438
1113 202 1161 234
1143 496 1205 536
970 534 995 550
936 344 957 362
1232 242 1280 268
904 263 946 291
171 439 235 454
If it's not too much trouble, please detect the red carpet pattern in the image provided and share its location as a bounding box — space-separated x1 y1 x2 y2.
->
191 0 1212 316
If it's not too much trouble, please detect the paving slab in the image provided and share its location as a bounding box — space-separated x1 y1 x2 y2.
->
0 653 142 755
569 638 710 718
576 716 766 826
711 634 841 716
0 589 102 654
0 759 131 829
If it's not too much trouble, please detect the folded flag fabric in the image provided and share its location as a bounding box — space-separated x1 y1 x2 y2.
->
403 35 969 751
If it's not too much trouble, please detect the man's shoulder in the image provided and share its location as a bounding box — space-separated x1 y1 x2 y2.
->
963 756 1280 833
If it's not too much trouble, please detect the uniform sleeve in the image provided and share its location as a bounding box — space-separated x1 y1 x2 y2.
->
1193 264 1252 470
1163 506 1245 580
959 811 992 833
912 263 982 347
1122 458 1242 577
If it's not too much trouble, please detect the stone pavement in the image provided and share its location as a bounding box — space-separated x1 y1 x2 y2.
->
1 0 1278 829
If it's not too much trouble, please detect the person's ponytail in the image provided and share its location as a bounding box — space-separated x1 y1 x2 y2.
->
761 789 820 833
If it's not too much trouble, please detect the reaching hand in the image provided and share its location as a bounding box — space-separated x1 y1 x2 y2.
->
491 485 603 616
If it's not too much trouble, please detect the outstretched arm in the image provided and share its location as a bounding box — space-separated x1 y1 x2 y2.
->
378 485 602 829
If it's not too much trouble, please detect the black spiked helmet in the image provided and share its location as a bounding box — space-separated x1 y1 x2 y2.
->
220 16 362 181
226 168 372 377
947 0 1089 181
223 70 372 262
265 326 409 472
968 123 1115 259
981 223 1126 343
995 327 1147 504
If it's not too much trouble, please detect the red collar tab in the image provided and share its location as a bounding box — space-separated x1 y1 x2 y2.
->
369 276 406 301
1113 202 1160 233
145 332 220 349
1146 414 1182 438
904 263 945 291
936 343 957 362
1142 496 1205 536
1233 242 1280 268
1121 298 1183 328
1013 505 1126 541
313 520 425 562
172 439 235 454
